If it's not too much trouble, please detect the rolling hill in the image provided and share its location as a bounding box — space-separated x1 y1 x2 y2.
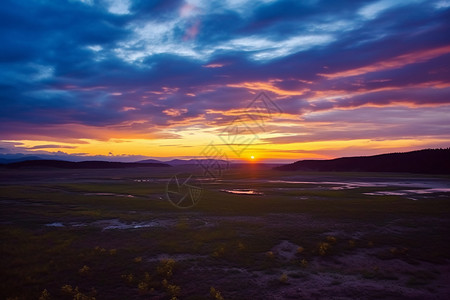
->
274 148 450 174
1 160 171 169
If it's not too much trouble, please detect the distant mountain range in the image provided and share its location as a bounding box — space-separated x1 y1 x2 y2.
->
137 158 229 166
0 155 231 166
0 156 43 164
1 160 170 169
274 148 450 174
1 148 449 173
0 158 230 169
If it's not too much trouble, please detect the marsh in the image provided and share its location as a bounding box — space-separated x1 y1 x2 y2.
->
1 165 449 299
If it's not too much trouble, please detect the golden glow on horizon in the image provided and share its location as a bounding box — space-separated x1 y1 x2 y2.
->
4 136 449 161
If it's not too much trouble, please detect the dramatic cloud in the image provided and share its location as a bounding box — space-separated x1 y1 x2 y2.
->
1 0 449 160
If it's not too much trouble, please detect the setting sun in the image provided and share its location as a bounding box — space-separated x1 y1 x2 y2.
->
250 155 255 160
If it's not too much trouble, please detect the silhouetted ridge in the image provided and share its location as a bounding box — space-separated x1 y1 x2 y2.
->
274 148 450 174
4 160 170 169
136 159 163 163
0 156 43 164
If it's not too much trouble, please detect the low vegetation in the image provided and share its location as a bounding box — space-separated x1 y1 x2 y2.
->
1 166 449 299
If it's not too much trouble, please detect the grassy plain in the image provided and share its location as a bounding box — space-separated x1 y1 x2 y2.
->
1 165 449 299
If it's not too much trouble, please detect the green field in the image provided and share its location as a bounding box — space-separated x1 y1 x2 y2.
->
1 166 449 299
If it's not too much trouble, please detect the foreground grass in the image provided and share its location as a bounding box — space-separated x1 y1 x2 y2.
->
1 167 449 299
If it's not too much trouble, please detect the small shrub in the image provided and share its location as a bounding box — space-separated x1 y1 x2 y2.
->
237 242 246 251
326 236 337 243
94 246 106 254
162 279 181 298
78 265 90 275
166 283 181 297
73 286 96 300
138 281 149 294
143 272 152 283
134 256 142 263
39 289 50 300
157 258 176 279
61 284 73 294
318 242 330 256
296 246 304 254
60 286 96 300
265 251 275 259
210 286 225 300
212 246 225 258
121 273 134 283
390 247 408 255
300 259 308 268
348 240 356 248
109 249 117 255
279 273 288 284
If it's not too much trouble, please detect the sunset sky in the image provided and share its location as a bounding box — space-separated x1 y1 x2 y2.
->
1 0 450 162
